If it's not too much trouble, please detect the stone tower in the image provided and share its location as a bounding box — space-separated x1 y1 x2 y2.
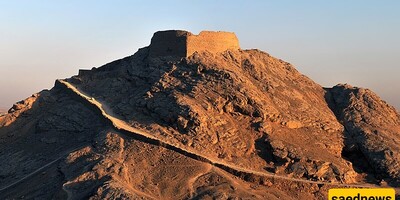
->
148 30 240 58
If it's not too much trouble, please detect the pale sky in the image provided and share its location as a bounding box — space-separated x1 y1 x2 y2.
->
1 1 399 110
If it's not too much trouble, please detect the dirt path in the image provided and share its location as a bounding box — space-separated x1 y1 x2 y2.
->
57 79 380 188
0 145 86 193
187 164 212 198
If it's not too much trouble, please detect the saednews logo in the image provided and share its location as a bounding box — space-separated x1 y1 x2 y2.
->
329 188 395 200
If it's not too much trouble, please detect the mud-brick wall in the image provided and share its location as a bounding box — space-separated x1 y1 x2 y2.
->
148 30 240 58
149 30 188 58
186 31 239 56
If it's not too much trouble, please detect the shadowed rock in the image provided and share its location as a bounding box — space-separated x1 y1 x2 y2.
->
325 84 400 186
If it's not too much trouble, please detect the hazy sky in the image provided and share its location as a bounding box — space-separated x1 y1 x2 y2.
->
1 1 399 110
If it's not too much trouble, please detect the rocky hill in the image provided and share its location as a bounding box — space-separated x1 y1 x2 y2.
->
0 30 398 199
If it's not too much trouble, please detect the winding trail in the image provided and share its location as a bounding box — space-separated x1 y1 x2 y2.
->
0 145 86 193
55 79 379 188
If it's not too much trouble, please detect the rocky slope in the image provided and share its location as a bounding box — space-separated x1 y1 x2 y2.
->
72 47 355 182
326 84 400 186
0 30 398 199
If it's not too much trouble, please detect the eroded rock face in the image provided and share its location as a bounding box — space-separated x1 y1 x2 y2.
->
72 46 355 183
0 86 107 199
326 84 400 185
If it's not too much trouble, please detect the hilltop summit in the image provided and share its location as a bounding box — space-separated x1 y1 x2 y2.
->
149 30 240 58
0 30 398 199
